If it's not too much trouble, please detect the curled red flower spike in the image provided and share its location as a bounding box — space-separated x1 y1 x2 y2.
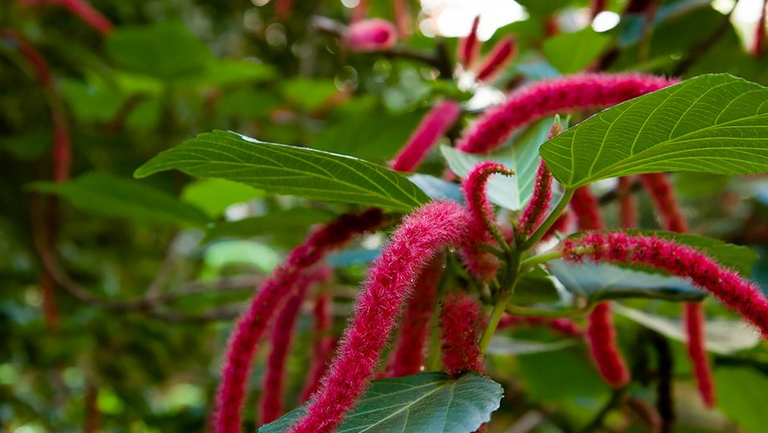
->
571 186 605 231
440 292 486 377
20 0 113 35
562 232 768 337
345 19 398 52
591 0 608 19
457 73 676 155
458 16 481 68
387 255 444 377
461 161 514 280
754 0 768 56
517 122 562 236
260 269 324 424
497 314 582 337
287 201 470 433
300 292 334 402
640 173 688 233
684 302 715 407
390 100 461 172
587 302 630 388
475 36 517 83
214 208 383 433
617 177 638 229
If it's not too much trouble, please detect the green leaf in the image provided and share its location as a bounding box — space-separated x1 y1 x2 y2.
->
540 74 768 188
106 22 211 80
517 348 608 401
204 208 336 242
181 178 264 219
134 130 430 212
440 118 554 211
549 260 707 303
282 77 339 111
543 29 611 74
486 337 574 356
408 174 464 203
568 230 758 276
715 367 768 433
31 172 208 226
513 270 562 305
202 240 280 275
259 372 503 433
613 304 761 355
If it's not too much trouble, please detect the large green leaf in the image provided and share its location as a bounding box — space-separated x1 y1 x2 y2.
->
543 29 611 74
549 260 707 303
181 178 264 219
540 74 768 188
441 118 553 211
613 304 761 355
259 373 503 433
715 367 768 433
32 172 208 226
134 131 430 211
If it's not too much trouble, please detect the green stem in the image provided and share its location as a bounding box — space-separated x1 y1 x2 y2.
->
479 290 515 353
521 188 575 251
519 250 563 274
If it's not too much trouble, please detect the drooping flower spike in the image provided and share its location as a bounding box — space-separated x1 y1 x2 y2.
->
286 201 470 433
440 292 486 377
390 99 461 172
640 172 714 407
260 267 331 424
617 177 638 229
475 36 517 83
387 255 444 377
19 0 113 35
214 208 383 433
461 161 515 280
458 16 481 68
571 186 605 231
517 121 562 237
562 232 768 337
457 73 677 155
345 19 398 52
300 292 334 402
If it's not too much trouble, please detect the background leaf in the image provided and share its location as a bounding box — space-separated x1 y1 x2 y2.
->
715 367 768 433
540 74 768 188
181 178 264 219
543 29 611 74
203 208 336 242
134 131 430 211
259 373 503 433
32 172 208 226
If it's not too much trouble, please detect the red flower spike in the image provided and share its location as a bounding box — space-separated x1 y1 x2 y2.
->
518 121 562 237
640 173 688 233
300 291 334 402
458 16 481 68
390 100 461 172
214 209 383 433
461 161 514 280
618 177 638 229
571 186 605 231
391 0 412 37
475 36 517 83
345 19 398 52
587 302 631 388
287 201 470 433
562 232 768 337
684 302 716 407
754 0 768 56
440 292 486 377
387 255 444 377
457 73 676 155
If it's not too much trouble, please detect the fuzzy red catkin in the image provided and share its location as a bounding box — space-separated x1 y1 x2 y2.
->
386 255 444 377
259 273 312 424
458 15 481 68
461 161 513 280
562 232 768 337
684 302 716 407
457 73 676 155
475 36 517 83
299 292 333 402
214 209 383 433
617 177 638 229
440 292 486 377
287 201 470 433
517 122 562 237
19 0 113 35
754 0 768 56
390 100 461 172
345 19 398 52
